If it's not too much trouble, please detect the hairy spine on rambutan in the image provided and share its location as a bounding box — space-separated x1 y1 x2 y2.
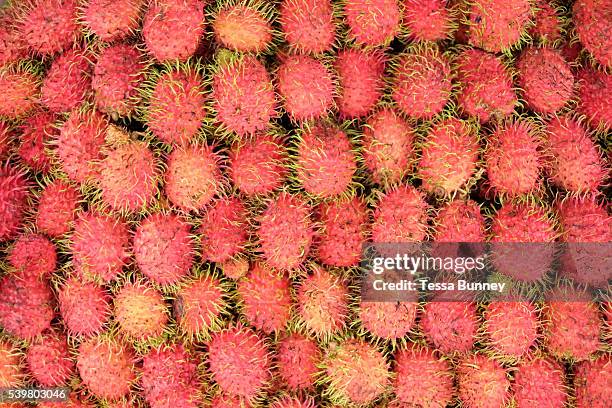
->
82 0 145 42
211 1 275 53
342 0 401 46
41 48 94 113
279 0 336 54
113 281 169 341
8 233 57 278
20 0 81 55
0 163 29 241
467 0 533 52
17 112 57 173
573 0 612 68
575 68 612 131
199 197 249 263
482 300 539 359
26 331 74 387
513 357 567 407
574 356 612 408
457 354 511 408
275 332 321 391
58 277 111 337
0 339 25 388
402 0 453 42
0 67 40 119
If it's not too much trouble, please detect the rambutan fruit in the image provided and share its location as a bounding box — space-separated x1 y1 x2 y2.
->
0 164 28 241
454 49 517 123
573 0 612 67
211 54 277 137
315 197 368 267
58 277 111 337
207 325 271 400
20 0 81 55
276 332 321 391
279 0 336 54
391 45 452 120
296 266 349 338
418 117 480 196
393 347 454 407
0 9 28 67
467 0 532 53
276 54 335 122
576 68 612 130
77 337 136 400
543 289 601 360
142 0 205 62
294 122 357 198
17 112 57 173
342 0 401 46
164 144 222 212
421 300 478 354
513 357 567 407
433 199 485 242
335 48 385 119
26 331 74 387
321 339 390 405
362 108 415 185
546 116 607 193
144 64 206 146
271 396 315 408
0 121 12 159
199 197 248 263
0 69 40 119
134 212 194 286
41 48 93 113
256 192 314 271
359 300 418 340
482 301 539 359
371 185 429 243
529 0 563 45
209 393 252 408
114 281 169 340
173 273 227 339
212 2 274 53
228 133 288 196
0 272 54 339
485 120 543 197
82 0 145 42
237 263 292 334
403 0 453 42
0 339 24 388
517 47 573 114
574 356 612 408
458 355 512 408
56 109 108 184
142 344 203 408
97 140 160 213
490 203 557 282
220 257 249 280
92 44 147 118
71 211 130 283
8 233 56 278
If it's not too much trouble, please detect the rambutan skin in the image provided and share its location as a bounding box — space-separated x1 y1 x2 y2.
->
483 301 539 359
403 0 452 42
279 0 336 54
573 0 612 67
83 0 145 42
513 358 567 408
41 49 94 113
574 357 612 408
17 112 57 173
529 0 562 44
467 0 532 52
0 339 24 388
114 282 169 340
58 277 111 337
576 68 612 130
173 275 225 337
0 164 29 241
199 198 248 263
21 0 81 55
8 233 57 278
0 71 40 119
35 179 80 237
359 300 417 340
0 11 28 67
343 0 401 46
457 354 510 408
371 185 429 243
26 331 74 387
276 333 321 391
213 4 273 53
421 301 478 354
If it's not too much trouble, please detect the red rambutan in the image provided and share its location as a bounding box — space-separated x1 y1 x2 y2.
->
403 0 453 42
457 354 510 408
343 0 401 46
8 233 56 278
359 300 418 340
26 331 74 387
0 69 40 119
41 48 93 113
173 274 226 338
371 185 429 243
513 357 567 408
212 2 273 53
0 164 29 241
20 0 81 55
421 301 478 354
58 277 111 337
279 0 336 54
573 0 612 67
467 0 532 52
114 281 169 340
199 197 248 263
17 112 57 173
82 0 145 42
574 356 612 408
276 333 321 391
0 339 24 388
529 0 562 44
576 68 612 130
483 301 539 359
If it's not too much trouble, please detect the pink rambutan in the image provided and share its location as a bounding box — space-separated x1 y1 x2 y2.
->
17 112 56 173
0 164 29 241
212 54 277 137
483 301 539 359
295 122 357 198
173 274 226 338
114 281 169 340
0 69 40 119
421 301 478 354
392 45 452 120
343 0 401 46
58 277 111 337
97 140 159 212
296 266 349 338
134 213 194 286
529 0 562 44
434 199 485 242
207 325 271 400
41 48 93 113
228 133 287 196
279 0 336 54
485 120 543 197
371 185 429 243
517 47 573 114
220 257 249 280
574 356 612 408
576 68 612 130
145 65 206 146
573 0 612 67
92 44 146 118
71 211 130 283
362 108 415 185
20 0 81 55
335 48 385 119
455 49 517 123
82 0 145 42
199 197 248 263
56 109 108 184
212 3 273 53
322 339 390 405
8 233 56 278
0 10 28 67
0 272 54 339
142 0 205 62
393 347 454 407
403 0 453 42
0 121 12 159
0 339 24 388
276 333 321 391
276 54 335 122
467 0 532 52
164 144 222 212
513 358 567 408
256 192 315 270
546 116 607 193
359 301 418 340
141 344 203 408
457 354 510 408
557 196 611 243
271 397 315 408
26 331 74 387
77 337 136 400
